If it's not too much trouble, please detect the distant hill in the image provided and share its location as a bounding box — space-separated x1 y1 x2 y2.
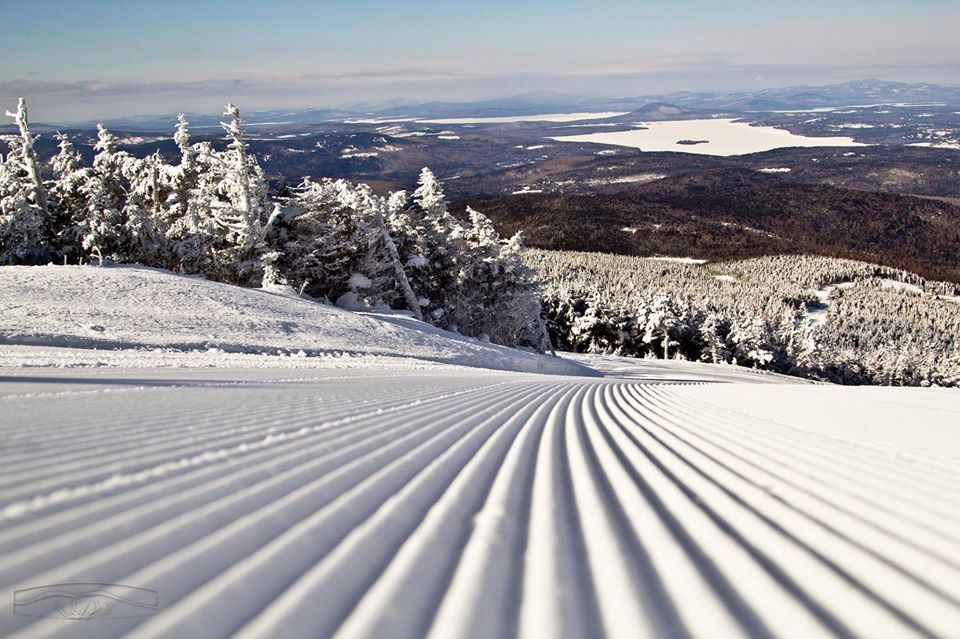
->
453 168 960 283
651 79 960 111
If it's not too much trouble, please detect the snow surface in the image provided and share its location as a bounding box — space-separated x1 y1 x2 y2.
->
806 281 856 325
2 265 960 638
0 266 584 376
880 279 923 295
552 119 865 156
647 256 708 265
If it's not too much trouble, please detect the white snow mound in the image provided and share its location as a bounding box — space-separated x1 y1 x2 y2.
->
0 265 587 375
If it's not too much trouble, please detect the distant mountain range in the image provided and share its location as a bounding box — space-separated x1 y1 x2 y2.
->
5 79 959 133
658 80 960 112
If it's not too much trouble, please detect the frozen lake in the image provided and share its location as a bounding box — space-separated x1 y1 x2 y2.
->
551 118 866 156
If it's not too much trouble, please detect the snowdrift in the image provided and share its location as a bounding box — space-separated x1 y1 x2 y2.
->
0 265 588 376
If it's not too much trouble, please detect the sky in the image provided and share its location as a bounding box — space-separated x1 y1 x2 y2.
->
1 0 958 122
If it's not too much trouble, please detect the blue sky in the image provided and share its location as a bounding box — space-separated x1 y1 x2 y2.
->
2 0 958 121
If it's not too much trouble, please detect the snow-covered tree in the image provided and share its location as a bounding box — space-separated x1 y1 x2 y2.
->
392 167 464 321
123 151 173 264
165 139 219 274
208 104 269 283
412 166 447 219
71 123 131 261
450 209 544 346
0 156 46 264
5 98 48 218
266 178 385 304
0 99 49 264
372 191 421 319
697 308 732 364
643 293 679 360
166 114 198 227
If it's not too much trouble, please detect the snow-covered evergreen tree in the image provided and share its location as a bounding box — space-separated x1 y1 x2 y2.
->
450 208 544 346
123 151 172 264
208 104 269 284
0 99 48 264
48 132 91 259
5 98 48 219
166 133 219 274
0 154 46 264
370 190 421 319
73 123 131 262
267 178 384 304
393 167 464 322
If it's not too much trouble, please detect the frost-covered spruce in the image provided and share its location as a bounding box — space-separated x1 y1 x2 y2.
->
0 99 49 264
5 98 48 218
208 104 270 284
392 167 465 322
122 150 175 265
164 120 219 276
267 178 394 306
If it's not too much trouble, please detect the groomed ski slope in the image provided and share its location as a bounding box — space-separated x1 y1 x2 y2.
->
1 366 959 639
1 265 959 638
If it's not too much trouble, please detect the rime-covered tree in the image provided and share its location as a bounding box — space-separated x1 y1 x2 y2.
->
48 132 91 258
369 190 421 319
5 98 48 220
0 99 48 263
123 151 173 264
166 137 219 275
208 104 270 284
0 154 46 264
392 167 464 321
72 124 132 262
266 178 385 304
450 208 544 346
165 114 198 231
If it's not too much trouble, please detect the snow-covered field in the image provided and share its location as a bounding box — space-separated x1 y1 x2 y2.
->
552 119 865 156
2 266 959 638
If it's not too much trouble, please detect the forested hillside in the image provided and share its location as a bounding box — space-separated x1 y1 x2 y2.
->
458 169 960 282
528 250 960 386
